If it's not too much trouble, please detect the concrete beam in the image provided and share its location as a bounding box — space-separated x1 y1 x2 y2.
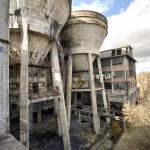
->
88 53 100 134
20 17 29 148
51 41 71 150
97 56 110 124
66 55 73 130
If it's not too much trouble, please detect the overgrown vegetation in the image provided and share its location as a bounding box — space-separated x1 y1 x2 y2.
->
123 102 150 127
137 71 150 101
114 101 150 150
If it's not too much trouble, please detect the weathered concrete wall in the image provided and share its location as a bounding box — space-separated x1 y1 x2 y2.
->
0 0 10 138
0 134 27 150
9 0 72 149
61 10 108 71
9 0 71 38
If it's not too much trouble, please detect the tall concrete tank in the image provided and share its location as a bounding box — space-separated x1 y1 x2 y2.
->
61 10 108 71
9 0 71 64
61 11 109 134
9 1 72 150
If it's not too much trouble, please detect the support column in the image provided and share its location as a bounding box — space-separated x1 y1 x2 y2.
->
97 56 110 124
73 92 77 106
51 60 62 136
54 98 62 136
29 104 33 133
88 53 100 134
37 104 42 124
51 41 71 150
0 0 9 138
20 17 29 147
66 55 73 130
111 59 114 94
73 93 78 117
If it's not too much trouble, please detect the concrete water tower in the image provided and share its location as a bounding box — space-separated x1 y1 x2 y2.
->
61 10 109 134
9 0 71 149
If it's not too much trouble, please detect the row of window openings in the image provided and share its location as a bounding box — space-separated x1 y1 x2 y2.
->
111 48 131 56
112 49 122 56
101 57 124 67
103 70 136 79
105 83 127 90
103 71 125 79
105 82 136 90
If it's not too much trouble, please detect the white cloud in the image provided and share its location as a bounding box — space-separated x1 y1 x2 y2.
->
72 0 114 13
101 0 150 73
136 57 150 73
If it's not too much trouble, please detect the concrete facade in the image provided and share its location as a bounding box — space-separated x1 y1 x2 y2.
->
1 1 139 150
8 0 71 150
0 134 27 150
100 46 139 111
0 0 10 138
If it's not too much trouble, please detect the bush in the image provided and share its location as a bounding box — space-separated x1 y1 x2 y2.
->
114 102 150 150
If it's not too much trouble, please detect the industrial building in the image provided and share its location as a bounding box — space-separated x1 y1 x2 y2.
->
61 10 109 134
1 0 71 150
0 1 139 150
100 46 139 112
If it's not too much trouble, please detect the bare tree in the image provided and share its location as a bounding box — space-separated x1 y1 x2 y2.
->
137 72 150 102
114 102 150 150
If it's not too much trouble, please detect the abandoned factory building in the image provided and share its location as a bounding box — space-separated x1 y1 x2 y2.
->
100 46 139 112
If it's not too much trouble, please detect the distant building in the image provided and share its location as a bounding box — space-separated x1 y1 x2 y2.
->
100 46 139 111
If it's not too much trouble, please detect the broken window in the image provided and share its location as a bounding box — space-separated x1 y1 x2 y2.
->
101 58 111 66
116 49 121 55
105 83 112 89
112 57 124 65
113 70 125 78
103 71 112 79
113 83 127 90
33 83 39 93
112 50 116 56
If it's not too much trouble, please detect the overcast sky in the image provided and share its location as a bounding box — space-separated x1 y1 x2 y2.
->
72 0 150 73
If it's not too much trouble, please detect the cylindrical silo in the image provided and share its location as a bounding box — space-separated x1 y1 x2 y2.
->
61 10 108 134
9 0 71 64
62 10 108 72
9 1 71 150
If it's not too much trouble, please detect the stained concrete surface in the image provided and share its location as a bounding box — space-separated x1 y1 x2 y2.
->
29 116 97 150
0 134 27 150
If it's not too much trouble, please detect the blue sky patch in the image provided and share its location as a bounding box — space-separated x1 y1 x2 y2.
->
72 0 133 16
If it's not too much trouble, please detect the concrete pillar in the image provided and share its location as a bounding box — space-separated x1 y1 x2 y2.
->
78 111 81 124
29 104 33 133
97 56 110 124
73 93 77 107
51 57 62 136
51 41 71 150
37 104 42 124
20 16 29 147
0 0 10 138
111 59 114 94
54 98 62 136
88 53 100 134
66 55 73 130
